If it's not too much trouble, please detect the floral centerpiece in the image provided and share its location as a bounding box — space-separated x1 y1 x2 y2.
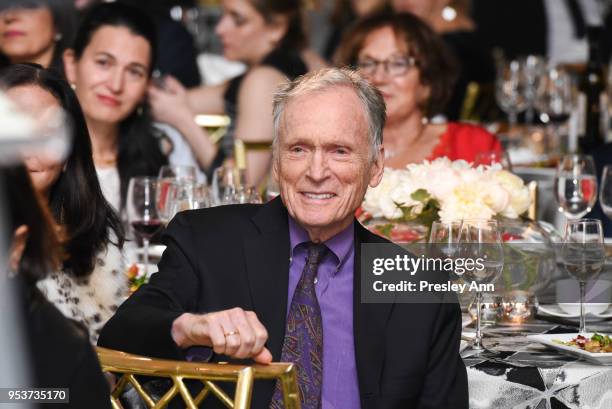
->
362 158 555 319
361 157 531 241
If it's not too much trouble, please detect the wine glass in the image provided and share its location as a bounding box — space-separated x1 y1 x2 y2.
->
535 67 575 156
157 165 198 224
521 55 545 125
429 220 463 259
561 219 605 333
211 165 246 205
495 59 527 129
459 220 504 351
127 177 163 276
473 151 513 171
161 181 210 222
599 165 612 219
554 154 598 219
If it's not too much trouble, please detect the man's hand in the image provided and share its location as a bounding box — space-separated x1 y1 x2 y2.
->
172 308 272 364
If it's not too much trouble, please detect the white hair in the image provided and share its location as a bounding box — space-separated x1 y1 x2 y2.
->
272 67 385 161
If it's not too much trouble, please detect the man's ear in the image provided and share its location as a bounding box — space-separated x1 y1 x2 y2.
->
63 49 77 86
368 145 385 188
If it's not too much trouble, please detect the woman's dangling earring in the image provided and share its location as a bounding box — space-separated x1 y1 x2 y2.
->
441 6 457 22
70 83 76 90
137 105 144 116
54 32 63 42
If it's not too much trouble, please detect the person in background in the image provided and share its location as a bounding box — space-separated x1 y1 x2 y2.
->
322 0 390 60
0 0 77 73
3 164 111 408
390 0 496 120
336 12 501 168
148 0 327 187
62 2 174 211
1 63 126 344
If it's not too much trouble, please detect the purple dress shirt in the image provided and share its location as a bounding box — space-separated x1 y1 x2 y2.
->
288 217 360 409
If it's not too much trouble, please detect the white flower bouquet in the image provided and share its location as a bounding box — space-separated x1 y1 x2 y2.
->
362 158 531 229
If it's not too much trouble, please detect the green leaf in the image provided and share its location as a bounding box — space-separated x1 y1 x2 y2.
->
411 189 431 203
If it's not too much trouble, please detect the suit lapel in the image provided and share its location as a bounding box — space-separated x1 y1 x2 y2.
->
243 197 291 361
353 221 394 396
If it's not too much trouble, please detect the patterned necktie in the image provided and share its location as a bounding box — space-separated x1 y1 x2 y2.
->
270 242 327 409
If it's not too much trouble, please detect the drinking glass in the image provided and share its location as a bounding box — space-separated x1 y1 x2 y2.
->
157 165 198 224
211 165 246 205
535 67 575 155
161 181 210 222
521 55 545 125
495 59 527 129
127 177 163 276
459 220 504 351
473 151 513 171
158 165 197 181
554 154 598 219
561 219 606 333
429 220 463 259
599 165 612 219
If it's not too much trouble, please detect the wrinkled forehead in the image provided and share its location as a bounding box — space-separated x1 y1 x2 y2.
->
278 86 370 142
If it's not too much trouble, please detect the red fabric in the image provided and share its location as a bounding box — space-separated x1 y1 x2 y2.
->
428 122 502 162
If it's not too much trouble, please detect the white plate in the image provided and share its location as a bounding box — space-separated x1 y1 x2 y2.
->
538 304 612 319
527 333 612 365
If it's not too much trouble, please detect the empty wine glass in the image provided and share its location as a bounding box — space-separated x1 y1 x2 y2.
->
600 165 612 219
160 181 210 222
496 59 527 129
211 165 246 205
562 219 606 333
535 67 575 156
554 154 598 219
521 55 545 125
157 165 198 224
429 220 463 259
459 220 504 351
127 177 163 276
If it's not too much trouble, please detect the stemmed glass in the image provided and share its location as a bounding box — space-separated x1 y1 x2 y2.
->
459 220 504 351
495 59 527 129
521 55 545 125
429 220 463 259
554 154 598 219
157 165 198 224
535 67 575 156
561 219 606 333
127 177 163 276
599 165 612 219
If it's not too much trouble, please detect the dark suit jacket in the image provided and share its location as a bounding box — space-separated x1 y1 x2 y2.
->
98 197 468 408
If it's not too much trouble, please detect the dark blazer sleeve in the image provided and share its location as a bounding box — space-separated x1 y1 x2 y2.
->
417 302 468 409
98 212 202 359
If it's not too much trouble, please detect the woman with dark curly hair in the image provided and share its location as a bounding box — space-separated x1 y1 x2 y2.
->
1 63 126 343
336 12 501 168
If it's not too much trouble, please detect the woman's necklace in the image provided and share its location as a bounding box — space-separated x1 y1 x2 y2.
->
93 153 117 166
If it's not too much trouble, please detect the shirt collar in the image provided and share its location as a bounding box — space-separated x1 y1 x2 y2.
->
288 216 354 274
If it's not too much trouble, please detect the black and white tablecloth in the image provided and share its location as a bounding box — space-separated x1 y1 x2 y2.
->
464 322 612 409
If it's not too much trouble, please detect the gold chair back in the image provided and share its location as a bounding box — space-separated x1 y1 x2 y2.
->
96 347 300 409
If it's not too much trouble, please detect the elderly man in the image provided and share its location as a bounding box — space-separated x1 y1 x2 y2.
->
98 68 468 409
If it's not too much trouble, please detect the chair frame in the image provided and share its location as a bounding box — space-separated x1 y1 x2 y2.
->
96 347 300 409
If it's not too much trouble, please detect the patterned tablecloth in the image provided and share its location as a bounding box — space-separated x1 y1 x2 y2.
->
464 321 612 409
